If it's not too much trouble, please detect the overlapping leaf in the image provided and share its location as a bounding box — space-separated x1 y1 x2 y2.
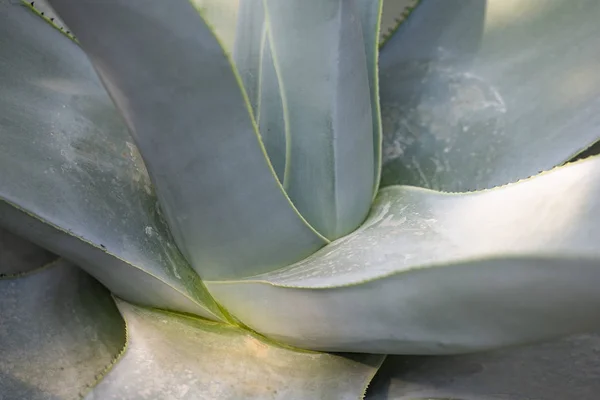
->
0 1 223 319
263 0 376 239
208 156 600 354
235 0 383 190
47 0 328 280
0 259 125 400
379 0 600 191
87 300 384 400
0 228 383 400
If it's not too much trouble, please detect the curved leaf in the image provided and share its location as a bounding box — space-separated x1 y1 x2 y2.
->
234 0 384 188
0 2 224 320
366 333 600 400
48 0 327 280
379 0 600 191
0 227 56 276
264 0 375 239
0 259 125 400
207 156 600 354
87 300 384 400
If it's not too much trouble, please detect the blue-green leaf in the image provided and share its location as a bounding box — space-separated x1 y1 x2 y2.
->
47 0 327 280
0 2 224 319
208 156 600 354
87 300 384 400
264 0 375 239
366 333 600 400
0 259 125 400
234 0 383 188
379 0 600 191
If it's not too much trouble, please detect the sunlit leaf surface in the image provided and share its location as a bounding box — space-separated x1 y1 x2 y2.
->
88 300 384 400
209 156 600 354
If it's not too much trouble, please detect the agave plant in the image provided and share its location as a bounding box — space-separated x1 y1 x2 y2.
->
2 0 600 399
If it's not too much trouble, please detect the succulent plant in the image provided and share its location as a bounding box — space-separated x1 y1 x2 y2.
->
1 0 600 399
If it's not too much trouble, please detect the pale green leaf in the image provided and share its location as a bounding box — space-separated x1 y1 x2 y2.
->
366 333 600 400
48 0 327 280
0 2 224 320
0 227 56 276
207 155 600 354
87 300 384 400
264 0 375 239
0 259 125 400
379 0 600 191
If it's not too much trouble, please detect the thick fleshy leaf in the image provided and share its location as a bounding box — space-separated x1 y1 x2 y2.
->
379 0 600 191
0 227 56 276
87 300 384 400
235 0 383 187
48 0 327 280
0 259 125 400
366 333 600 400
208 156 600 354
0 2 224 320
264 0 375 239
